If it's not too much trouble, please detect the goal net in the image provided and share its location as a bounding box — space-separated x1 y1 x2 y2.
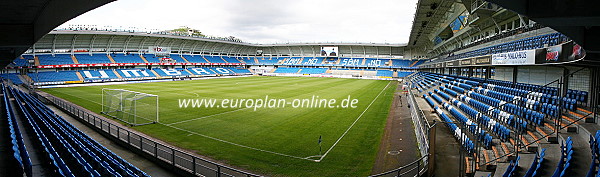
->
101 89 158 126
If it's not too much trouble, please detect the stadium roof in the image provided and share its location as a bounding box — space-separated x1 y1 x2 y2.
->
0 0 115 66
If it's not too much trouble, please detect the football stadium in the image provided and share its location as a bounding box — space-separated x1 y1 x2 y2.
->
1 0 600 177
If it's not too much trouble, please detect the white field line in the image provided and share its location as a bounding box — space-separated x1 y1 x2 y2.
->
317 81 391 161
50 89 103 105
54 89 310 160
166 107 251 126
159 122 310 160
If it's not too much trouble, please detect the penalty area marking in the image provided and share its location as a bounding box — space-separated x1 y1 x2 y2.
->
162 81 391 162
316 81 392 162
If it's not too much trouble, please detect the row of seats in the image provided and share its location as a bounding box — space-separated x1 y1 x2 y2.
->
28 71 80 82
483 83 579 112
37 54 73 65
22 54 244 65
502 156 520 177
18 54 427 69
430 90 493 149
437 87 510 141
3 84 33 176
481 78 588 103
273 68 300 74
299 68 328 74
441 78 537 132
111 54 145 63
9 87 74 176
9 86 150 177
588 131 600 177
423 95 475 154
524 149 546 177
376 70 393 77
30 67 252 82
442 33 568 61
1 73 25 85
553 137 574 177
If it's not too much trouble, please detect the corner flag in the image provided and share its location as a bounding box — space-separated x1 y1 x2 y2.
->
318 135 322 156
318 135 322 144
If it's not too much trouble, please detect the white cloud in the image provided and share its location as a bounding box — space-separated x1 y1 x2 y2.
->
61 0 418 44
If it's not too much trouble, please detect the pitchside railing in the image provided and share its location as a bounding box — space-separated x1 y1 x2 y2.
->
42 93 260 177
370 81 431 177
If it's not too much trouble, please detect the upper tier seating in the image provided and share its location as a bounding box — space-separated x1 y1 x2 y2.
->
111 54 145 63
75 54 112 64
142 54 162 63
204 55 226 63
376 70 393 77
169 55 187 63
397 71 413 77
222 56 242 63
183 55 207 63
38 54 75 65
440 33 568 61
391 59 412 67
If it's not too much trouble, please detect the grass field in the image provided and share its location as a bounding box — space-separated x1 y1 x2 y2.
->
42 76 397 176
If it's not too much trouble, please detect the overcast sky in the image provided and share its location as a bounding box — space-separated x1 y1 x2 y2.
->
60 0 418 44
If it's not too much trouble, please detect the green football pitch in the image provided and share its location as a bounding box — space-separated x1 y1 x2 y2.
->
42 76 397 176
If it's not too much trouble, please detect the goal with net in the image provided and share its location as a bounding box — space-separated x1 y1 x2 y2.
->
101 89 158 126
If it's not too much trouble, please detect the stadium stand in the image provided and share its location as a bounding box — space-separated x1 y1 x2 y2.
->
28 71 80 82
376 70 393 77
6 85 150 177
187 67 217 75
299 68 328 74
75 54 113 64
1 73 25 84
80 70 119 80
258 57 283 65
110 53 145 63
438 33 568 62
3 84 33 176
588 131 600 177
228 67 252 74
409 70 597 176
142 54 162 63
273 67 300 74
12 56 30 66
204 55 226 63
222 56 242 63
182 55 207 63
168 55 187 63
391 59 412 67
37 54 75 65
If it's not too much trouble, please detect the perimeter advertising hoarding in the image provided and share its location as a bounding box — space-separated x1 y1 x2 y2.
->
492 50 538 65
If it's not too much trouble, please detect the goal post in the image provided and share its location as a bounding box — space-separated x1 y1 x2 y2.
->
101 88 159 126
